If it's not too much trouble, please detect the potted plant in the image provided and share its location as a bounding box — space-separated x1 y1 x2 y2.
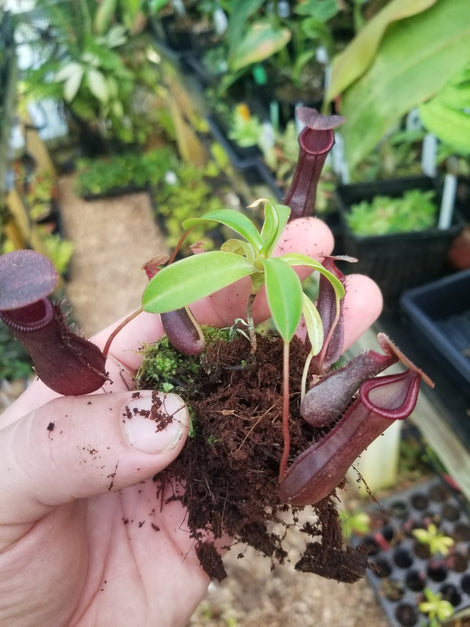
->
74 146 178 199
18 0 169 154
324 0 470 173
149 156 237 250
0 109 433 587
336 176 464 308
205 100 264 169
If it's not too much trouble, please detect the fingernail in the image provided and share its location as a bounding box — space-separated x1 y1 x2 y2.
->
122 391 188 454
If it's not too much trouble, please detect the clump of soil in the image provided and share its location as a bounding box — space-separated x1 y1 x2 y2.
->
136 331 370 583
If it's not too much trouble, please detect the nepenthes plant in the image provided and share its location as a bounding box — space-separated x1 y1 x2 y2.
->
0 107 433 582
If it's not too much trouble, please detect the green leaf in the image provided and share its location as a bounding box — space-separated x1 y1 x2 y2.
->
326 0 437 103
262 258 303 343
183 210 264 251
419 68 470 155
94 0 117 35
111 99 124 118
226 0 265 52
229 21 291 71
87 68 109 103
332 0 470 168
55 61 85 83
295 0 339 21
278 252 345 300
221 238 256 264
142 251 255 313
104 24 128 48
258 201 291 256
148 0 172 11
302 294 324 356
258 199 278 251
63 66 84 102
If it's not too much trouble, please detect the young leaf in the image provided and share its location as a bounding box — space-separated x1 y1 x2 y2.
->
183 210 264 251
302 294 324 356
143 251 254 313
262 258 303 343
221 238 256 264
278 252 345 299
258 199 279 253
257 200 291 256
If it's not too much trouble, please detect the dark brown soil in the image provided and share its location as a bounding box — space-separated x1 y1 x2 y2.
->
137 332 370 583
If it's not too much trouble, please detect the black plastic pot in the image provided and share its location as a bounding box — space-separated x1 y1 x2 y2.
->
353 477 470 627
206 113 262 170
336 177 464 309
400 269 470 386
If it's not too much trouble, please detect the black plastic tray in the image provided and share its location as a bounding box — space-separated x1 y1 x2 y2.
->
336 177 464 309
401 270 470 385
353 477 470 626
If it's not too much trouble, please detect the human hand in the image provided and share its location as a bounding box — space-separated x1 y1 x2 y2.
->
0 218 382 627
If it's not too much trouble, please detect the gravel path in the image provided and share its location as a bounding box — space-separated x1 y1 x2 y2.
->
59 174 168 336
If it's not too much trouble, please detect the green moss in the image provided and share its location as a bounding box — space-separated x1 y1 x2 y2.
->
135 335 200 395
136 327 231 393
136 327 233 441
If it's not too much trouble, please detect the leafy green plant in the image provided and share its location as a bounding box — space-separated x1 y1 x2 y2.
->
151 160 231 249
17 0 168 147
350 127 425 182
340 509 371 539
412 523 455 557
216 0 348 95
74 146 178 196
223 1 291 75
325 0 470 169
40 229 74 277
419 588 454 626
142 199 344 477
13 161 58 222
346 189 437 236
228 103 263 148
0 321 32 382
419 64 470 157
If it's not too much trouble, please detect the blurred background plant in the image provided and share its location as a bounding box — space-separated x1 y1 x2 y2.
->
325 0 470 172
14 0 173 153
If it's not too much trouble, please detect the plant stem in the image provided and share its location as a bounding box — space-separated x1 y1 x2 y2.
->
279 340 291 480
246 292 257 354
300 350 314 403
102 306 143 359
167 227 194 266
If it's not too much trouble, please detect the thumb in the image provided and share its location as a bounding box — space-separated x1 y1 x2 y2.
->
0 390 188 527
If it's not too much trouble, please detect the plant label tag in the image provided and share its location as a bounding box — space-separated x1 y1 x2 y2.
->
331 133 349 184
213 9 228 35
422 134 437 177
438 174 457 230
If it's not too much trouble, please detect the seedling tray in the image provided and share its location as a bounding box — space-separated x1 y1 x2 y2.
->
401 270 470 385
353 478 470 626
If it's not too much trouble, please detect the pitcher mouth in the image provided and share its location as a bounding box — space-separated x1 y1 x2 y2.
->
0 298 54 333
